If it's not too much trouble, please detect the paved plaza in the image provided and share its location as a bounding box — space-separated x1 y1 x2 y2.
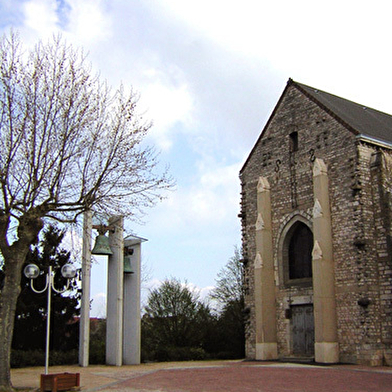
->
11 360 392 392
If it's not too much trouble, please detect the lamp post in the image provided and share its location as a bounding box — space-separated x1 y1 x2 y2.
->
24 263 77 375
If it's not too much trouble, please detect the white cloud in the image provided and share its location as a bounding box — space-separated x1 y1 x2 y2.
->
140 80 194 151
151 159 241 231
190 161 241 222
91 292 106 318
155 0 392 115
159 1 392 59
66 0 112 45
142 277 161 292
186 283 214 304
15 0 113 53
61 227 83 265
22 0 59 39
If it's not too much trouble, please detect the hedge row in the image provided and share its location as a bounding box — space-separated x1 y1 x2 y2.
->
11 349 78 368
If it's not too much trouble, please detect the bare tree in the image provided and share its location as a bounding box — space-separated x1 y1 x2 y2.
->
210 246 244 308
209 247 246 358
0 31 172 390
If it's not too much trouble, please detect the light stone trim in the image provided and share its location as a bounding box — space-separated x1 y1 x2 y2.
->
255 213 265 231
312 158 339 364
254 253 263 269
256 343 278 360
312 241 323 260
315 342 339 363
313 158 328 176
289 295 313 305
313 199 323 218
257 176 270 192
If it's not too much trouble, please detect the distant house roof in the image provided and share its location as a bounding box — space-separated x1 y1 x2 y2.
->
241 79 392 174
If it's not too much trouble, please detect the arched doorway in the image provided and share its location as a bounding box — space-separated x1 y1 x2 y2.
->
280 218 315 357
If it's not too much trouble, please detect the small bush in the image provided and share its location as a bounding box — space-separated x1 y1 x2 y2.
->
11 350 45 368
11 350 78 368
215 351 242 359
50 350 78 365
89 339 105 364
143 346 207 362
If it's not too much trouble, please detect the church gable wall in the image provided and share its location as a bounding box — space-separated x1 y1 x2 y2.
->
239 85 386 362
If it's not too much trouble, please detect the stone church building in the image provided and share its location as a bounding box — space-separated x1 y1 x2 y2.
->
239 79 392 366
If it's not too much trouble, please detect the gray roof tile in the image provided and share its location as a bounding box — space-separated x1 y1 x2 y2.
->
241 79 392 174
293 80 392 146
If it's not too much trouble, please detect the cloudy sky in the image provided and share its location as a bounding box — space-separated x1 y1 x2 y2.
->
2 0 392 315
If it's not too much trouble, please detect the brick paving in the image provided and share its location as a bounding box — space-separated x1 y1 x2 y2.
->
11 360 392 392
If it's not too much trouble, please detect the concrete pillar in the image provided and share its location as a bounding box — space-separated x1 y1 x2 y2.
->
123 236 146 365
254 177 278 360
312 159 339 363
79 210 92 367
106 216 124 366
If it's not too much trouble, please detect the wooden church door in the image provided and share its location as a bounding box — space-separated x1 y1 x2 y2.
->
292 304 314 356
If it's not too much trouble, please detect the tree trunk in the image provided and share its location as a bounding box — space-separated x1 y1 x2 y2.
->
0 253 25 391
0 216 43 391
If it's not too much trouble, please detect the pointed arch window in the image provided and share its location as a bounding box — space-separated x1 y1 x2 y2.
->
288 223 313 280
279 217 314 287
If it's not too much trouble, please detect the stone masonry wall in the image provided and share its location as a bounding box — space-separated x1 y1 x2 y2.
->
367 150 392 365
239 84 392 364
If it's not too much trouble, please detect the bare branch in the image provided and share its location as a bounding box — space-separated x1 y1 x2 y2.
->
0 32 174 229
0 31 173 390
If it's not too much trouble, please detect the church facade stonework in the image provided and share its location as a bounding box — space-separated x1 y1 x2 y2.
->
239 79 392 366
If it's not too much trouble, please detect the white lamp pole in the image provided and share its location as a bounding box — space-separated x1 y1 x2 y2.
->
24 263 77 375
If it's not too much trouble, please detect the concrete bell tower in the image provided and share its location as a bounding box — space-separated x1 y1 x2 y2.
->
79 213 145 367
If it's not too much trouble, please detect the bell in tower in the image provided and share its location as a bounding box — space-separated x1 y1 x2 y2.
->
91 226 113 255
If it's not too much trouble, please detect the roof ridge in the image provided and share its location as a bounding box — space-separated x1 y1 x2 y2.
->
240 78 392 174
291 80 359 136
290 80 392 143
292 79 392 118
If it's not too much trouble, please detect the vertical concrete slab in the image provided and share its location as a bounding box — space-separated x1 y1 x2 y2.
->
123 236 146 365
79 210 92 367
254 177 278 360
312 159 339 363
106 216 124 366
